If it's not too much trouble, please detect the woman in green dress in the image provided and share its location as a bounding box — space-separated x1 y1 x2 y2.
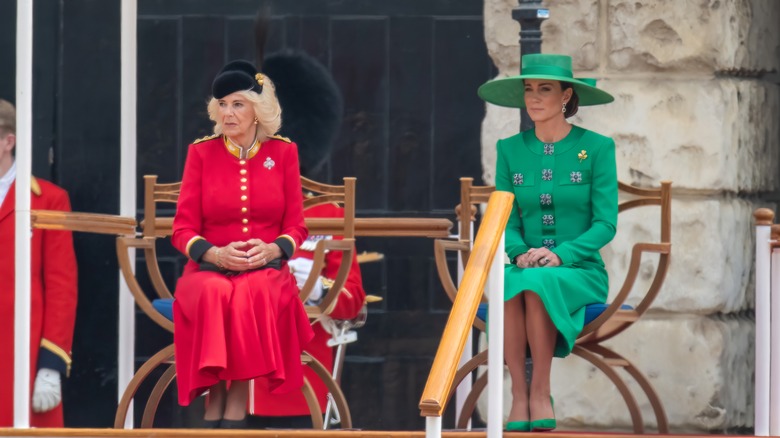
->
478 54 617 432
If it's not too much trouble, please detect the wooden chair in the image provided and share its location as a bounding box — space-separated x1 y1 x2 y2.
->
114 174 357 429
435 177 672 433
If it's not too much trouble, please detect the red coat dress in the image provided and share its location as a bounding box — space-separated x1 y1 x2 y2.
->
171 135 314 406
249 202 366 417
0 177 78 427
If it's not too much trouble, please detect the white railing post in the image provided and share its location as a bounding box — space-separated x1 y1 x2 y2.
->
426 416 442 438
454 221 473 429
118 0 138 428
486 233 505 438
14 0 34 429
770 235 780 436
755 209 773 436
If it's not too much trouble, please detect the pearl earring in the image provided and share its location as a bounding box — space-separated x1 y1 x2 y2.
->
562 102 567 113
253 117 259 125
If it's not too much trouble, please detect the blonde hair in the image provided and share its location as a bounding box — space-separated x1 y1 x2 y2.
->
207 76 282 140
0 99 15 136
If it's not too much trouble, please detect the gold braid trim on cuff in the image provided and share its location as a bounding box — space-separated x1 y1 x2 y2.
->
40 338 72 377
185 236 204 259
278 234 297 254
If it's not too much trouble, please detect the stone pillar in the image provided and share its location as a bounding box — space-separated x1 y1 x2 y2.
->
480 0 780 432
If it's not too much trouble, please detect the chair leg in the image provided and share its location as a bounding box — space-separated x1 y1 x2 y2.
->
301 377 324 430
140 363 177 428
457 371 488 430
572 345 644 434
114 344 175 428
588 343 669 433
303 352 352 429
446 349 488 403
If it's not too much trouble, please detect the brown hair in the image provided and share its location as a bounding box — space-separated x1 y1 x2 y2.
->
0 99 15 136
561 82 579 118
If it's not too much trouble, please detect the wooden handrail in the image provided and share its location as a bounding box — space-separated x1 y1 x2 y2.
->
144 217 453 238
31 210 137 235
418 191 513 417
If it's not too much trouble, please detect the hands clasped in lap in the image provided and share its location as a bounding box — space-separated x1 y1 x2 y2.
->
515 247 561 268
210 240 282 271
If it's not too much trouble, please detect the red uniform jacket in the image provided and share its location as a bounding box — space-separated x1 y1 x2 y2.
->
172 135 307 267
0 177 78 427
250 202 366 417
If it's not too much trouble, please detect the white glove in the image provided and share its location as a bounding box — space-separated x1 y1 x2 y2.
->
288 257 324 302
32 368 62 413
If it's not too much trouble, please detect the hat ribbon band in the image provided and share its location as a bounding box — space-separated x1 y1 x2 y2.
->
520 65 574 79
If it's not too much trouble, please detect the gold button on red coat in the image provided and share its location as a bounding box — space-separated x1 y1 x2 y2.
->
239 160 246 165
241 186 247 191
241 195 247 201
241 178 247 183
241 207 247 213
242 218 248 224
242 227 249 233
240 169 247 175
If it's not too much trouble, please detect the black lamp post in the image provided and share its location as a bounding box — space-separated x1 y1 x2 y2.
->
512 0 549 131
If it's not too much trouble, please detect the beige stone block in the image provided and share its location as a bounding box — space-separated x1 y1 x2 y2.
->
541 0 600 71
551 315 754 432
484 0 521 74
569 78 780 192
474 315 754 432
603 196 754 314
485 0 780 74
607 0 780 73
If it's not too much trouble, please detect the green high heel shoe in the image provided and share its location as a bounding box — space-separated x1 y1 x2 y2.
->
506 420 531 432
530 396 556 432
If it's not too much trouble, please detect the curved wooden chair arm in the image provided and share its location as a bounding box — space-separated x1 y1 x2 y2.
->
141 218 172 238
434 239 469 304
116 236 174 333
300 238 355 317
433 238 487 332
579 242 671 343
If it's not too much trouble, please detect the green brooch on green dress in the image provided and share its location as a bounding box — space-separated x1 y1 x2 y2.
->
578 149 588 163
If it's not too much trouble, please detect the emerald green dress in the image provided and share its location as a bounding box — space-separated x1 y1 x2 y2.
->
496 125 618 357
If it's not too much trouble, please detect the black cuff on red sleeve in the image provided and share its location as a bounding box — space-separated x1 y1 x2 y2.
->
274 237 294 259
37 348 68 376
190 239 214 262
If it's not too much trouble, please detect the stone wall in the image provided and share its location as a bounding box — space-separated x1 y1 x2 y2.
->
479 0 780 432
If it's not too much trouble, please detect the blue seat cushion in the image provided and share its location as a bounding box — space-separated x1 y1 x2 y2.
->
476 303 488 323
152 298 174 321
475 302 632 326
583 303 633 325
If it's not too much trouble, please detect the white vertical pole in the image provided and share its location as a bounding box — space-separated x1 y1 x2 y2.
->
756 223 771 436
770 246 780 436
486 233 505 438
454 221 473 429
118 0 138 428
13 0 34 429
425 416 442 438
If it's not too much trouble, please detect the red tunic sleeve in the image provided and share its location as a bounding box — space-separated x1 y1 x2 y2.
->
38 183 78 376
172 144 205 258
274 142 307 256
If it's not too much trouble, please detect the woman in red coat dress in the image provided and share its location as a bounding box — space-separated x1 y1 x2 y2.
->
171 60 313 428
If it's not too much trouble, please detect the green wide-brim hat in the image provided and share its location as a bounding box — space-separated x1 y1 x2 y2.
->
477 54 614 108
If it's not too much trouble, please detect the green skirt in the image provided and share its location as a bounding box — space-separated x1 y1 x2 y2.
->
504 260 608 357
